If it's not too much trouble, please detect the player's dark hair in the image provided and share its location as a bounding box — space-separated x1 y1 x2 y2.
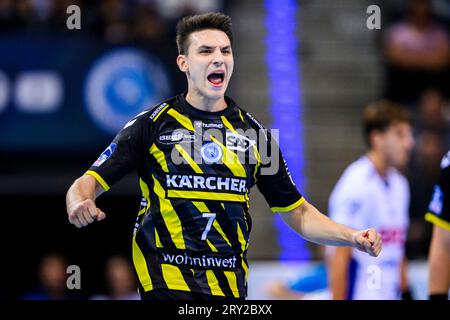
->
363 100 411 148
176 12 233 55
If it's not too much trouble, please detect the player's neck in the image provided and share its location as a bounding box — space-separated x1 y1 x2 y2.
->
186 90 227 112
367 151 389 178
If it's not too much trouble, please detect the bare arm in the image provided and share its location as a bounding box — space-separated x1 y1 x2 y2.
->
66 174 107 228
400 257 410 293
327 247 352 300
428 225 450 296
278 200 382 256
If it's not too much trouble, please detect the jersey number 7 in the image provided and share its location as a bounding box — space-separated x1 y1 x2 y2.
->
201 213 216 240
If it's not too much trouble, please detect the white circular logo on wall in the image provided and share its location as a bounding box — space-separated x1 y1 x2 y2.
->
84 48 170 134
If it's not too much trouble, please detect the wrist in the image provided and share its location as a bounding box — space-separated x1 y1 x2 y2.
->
349 229 359 247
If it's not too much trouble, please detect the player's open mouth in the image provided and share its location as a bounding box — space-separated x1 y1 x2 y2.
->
207 71 225 87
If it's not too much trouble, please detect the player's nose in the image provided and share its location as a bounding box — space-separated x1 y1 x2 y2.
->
212 51 224 66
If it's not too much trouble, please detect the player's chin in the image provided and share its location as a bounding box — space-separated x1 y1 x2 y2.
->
205 90 226 101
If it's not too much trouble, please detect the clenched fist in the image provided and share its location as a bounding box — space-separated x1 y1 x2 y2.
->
67 199 106 228
352 228 382 257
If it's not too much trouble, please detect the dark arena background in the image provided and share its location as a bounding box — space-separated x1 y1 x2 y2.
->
0 0 449 302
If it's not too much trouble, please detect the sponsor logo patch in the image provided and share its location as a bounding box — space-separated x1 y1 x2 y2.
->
166 174 247 193
428 185 443 215
157 130 196 145
93 143 117 167
201 142 222 164
226 131 256 152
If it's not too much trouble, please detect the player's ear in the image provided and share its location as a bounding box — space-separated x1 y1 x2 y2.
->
177 55 188 72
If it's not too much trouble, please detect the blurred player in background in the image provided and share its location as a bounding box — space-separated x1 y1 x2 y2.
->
66 12 382 300
327 101 414 300
425 150 450 300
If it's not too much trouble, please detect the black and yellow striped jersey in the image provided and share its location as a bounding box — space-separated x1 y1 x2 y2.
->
425 150 450 232
86 93 304 298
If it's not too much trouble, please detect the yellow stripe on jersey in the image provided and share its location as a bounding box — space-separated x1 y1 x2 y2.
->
85 170 110 191
212 219 232 247
237 223 249 281
174 144 203 174
425 212 450 231
192 201 232 248
192 200 209 212
221 115 237 133
150 143 169 172
167 190 246 203
152 104 170 122
237 109 245 123
206 239 218 252
139 178 151 216
132 234 153 291
153 176 186 249
236 223 247 252
222 115 258 205
210 136 246 177
251 145 261 182
224 271 240 298
271 197 305 213
161 264 190 292
206 270 225 296
137 207 146 217
154 228 163 248
167 108 194 131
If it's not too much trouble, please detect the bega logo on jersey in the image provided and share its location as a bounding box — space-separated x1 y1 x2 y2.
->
93 143 117 167
157 130 197 145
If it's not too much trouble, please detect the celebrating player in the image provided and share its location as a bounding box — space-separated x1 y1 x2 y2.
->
66 12 382 300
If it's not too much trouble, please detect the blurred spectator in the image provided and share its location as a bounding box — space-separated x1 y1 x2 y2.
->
417 89 449 134
0 0 223 40
153 0 223 20
0 0 22 32
91 0 129 43
129 3 167 43
383 0 450 105
22 253 71 300
90 255 139 300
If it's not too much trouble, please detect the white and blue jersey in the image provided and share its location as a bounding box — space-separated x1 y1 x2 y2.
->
328 156 410 300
